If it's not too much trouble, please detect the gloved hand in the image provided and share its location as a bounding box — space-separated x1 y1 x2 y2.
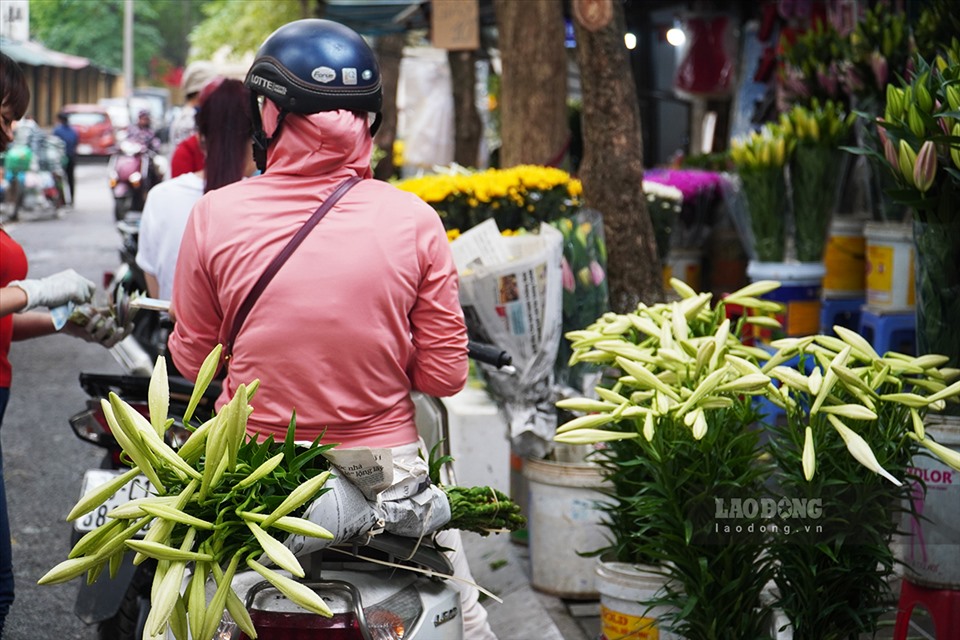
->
8 269 96 312
62 311 127 348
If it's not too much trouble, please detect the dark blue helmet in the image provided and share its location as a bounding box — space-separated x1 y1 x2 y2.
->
244 19 382 115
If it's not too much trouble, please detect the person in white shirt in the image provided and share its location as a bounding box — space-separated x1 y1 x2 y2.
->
136 78 256 300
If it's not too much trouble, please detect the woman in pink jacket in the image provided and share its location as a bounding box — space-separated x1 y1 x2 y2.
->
168 19 496 639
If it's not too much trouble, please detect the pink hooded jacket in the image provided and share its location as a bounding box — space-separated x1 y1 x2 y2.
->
168 105 468 448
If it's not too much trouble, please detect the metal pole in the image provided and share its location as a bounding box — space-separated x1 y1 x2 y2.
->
124 0 134 103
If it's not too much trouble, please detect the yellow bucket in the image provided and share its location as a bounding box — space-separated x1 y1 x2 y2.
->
823 217 866 298
864 221 915 312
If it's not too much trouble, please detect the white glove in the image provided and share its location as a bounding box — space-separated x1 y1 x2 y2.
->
9 269 96 311
63 311 127 348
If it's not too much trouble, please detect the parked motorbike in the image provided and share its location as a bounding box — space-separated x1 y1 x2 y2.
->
2 122 69 221
67 324 513 640
108 139 164 221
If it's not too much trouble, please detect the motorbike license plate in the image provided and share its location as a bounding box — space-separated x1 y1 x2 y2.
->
74 469 155 533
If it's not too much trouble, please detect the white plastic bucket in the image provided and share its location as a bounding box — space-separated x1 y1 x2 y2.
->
663 247 703 292
823 217 866 299
595 560 681 640
900 415 960 589
746 261 826 340
864 221 914 311
524 458 612 598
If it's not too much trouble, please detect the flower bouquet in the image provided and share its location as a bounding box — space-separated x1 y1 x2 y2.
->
395 164 583 234
729 124 793 262
641 180 683 266
779 19 850 109
847 47 960 411
780 100 856 263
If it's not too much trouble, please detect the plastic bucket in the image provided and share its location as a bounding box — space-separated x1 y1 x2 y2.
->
864 221 915 311
524 458 612 598
823 217 866 299
900 415 960 589
509 452 528 545
595 560 680 640
746 261 826 341
663 247 702 292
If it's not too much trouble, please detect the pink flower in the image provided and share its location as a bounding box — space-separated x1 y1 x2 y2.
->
876 119 900 172
841 62 864 93
589 260 606 286
870 51 888 89
561 257 575 292
913 140 938 193
816 64 839 97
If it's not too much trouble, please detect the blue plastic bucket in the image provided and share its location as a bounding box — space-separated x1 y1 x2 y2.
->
746 261 826 341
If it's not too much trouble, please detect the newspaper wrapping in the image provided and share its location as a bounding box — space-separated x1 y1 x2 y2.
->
284 444 451 556
451 220 565 458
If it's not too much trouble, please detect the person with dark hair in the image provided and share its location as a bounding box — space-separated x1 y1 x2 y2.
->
167 20 496 639
52 111 78 205
136 78 255 300
0 51 123 634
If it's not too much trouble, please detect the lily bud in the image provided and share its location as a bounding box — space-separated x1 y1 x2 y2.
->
828 415 902 486
898 140 918 187
946 85 960 112
907 103 926 138
913 140 938 193
876 119 900 172
952 123 960 170
885 85 904 121
915 74 933 113
870 51 888 90
802 426 816 481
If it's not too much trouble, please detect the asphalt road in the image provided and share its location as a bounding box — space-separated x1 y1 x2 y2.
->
3 157 127 639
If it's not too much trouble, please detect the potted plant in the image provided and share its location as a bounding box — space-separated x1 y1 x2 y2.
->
759 327 960 638
555 278 782 638
554 279 960 638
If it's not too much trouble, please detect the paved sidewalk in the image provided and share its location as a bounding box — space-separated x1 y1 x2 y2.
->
463 531 600 640
461 532 939 640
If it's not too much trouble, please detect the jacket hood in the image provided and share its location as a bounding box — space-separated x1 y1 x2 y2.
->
262 100 373 179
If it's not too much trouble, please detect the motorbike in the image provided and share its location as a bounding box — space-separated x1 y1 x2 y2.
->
108 138 164 221
67 320 513 640
2 122 69 221
102 211 170 373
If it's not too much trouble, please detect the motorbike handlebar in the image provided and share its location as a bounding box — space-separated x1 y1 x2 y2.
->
467 341 514 371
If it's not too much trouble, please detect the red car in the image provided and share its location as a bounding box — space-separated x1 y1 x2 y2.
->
61 103 117 156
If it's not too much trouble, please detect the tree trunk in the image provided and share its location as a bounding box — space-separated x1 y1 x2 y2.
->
572 0 663 309
373 33 404 181
493 0 568 167
448 49 483 168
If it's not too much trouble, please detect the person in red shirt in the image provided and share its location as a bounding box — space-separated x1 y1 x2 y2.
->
0 51 124 633
170 131 204 177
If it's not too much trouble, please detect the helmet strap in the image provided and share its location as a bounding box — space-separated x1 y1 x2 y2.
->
370 112 383 137
250 93 288 173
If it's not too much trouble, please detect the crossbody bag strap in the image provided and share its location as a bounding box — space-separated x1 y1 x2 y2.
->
224 175 363 360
